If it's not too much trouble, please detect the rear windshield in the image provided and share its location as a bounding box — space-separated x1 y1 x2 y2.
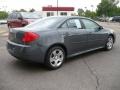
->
21 12 41 19
25 17 62 29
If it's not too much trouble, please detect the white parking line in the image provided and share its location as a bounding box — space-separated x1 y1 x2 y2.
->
0 30 7 34
1 33 8 37
0 30 8 37
0 46 5 50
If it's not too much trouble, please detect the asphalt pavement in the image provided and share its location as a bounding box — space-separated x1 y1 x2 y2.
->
0 24 8 37
0 22 120 90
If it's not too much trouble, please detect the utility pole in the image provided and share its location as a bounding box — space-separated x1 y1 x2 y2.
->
84 7 87 11
91 5 94 19
91 5 94 12
57 0 58 16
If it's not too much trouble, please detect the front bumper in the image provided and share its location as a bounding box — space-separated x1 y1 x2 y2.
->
7 40 45 63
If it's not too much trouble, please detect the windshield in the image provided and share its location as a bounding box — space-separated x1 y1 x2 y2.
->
25 17 62 29
21 12 41 19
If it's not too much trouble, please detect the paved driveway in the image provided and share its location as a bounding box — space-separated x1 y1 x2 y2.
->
0 22 120 90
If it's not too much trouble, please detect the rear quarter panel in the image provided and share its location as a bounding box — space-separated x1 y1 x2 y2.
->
36 29 63 51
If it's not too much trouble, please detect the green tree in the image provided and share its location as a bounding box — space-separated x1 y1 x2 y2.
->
116 7 120 16
97 0 119 16
29 8 35 12
84 10 96 19
19 9 27 12
77 8 85 16
0 11 8 19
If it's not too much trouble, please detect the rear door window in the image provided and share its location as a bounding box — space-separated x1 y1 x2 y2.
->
16 13 22 19
12 13 17 19
67 19 82 29
8 13 14 19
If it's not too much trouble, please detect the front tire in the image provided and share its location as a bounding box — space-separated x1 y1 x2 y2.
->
45 46 65 70
105 36 114 50
8 25 11 31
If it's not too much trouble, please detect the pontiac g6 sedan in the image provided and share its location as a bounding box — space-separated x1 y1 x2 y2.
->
7 16 116 69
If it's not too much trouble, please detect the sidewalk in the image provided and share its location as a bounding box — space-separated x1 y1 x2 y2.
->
0 25 8 37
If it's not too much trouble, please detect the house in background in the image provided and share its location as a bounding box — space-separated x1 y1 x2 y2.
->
42 6 74 17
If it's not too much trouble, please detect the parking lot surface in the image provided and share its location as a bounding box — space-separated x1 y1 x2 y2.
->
0 22 120 90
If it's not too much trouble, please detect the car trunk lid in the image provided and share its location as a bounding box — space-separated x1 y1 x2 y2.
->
9 28 40 45
9 28 25 44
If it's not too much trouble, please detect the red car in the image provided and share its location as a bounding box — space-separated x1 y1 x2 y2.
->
7 12 42 28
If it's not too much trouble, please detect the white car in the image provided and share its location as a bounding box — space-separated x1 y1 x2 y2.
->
108 17 113 22
0 20 7 24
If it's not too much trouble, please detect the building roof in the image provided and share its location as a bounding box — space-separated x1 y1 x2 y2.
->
42 6 74 11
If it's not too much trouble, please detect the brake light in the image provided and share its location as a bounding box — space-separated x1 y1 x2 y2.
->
22 32 39 43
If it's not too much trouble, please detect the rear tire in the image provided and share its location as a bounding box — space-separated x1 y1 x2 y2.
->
105 36 114 50
8 25 11 31
45 46 65 70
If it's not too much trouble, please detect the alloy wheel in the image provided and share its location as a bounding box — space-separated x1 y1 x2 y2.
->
106 36 113 50
50 49 64 67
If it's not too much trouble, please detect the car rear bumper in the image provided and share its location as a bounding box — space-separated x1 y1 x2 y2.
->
7 40 45 63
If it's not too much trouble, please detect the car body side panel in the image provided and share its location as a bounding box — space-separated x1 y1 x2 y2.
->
7 40 46 63
36 30 62 51
87 29 109 49
6 16 116 64
57 28 88 55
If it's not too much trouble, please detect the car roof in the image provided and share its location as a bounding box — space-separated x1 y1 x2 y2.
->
49 16 85 18
10 11 39 14
47 16 91 20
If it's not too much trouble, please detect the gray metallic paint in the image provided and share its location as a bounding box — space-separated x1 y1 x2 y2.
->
7 16 116 63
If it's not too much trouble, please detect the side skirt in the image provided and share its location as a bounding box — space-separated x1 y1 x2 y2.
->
67 46 104 58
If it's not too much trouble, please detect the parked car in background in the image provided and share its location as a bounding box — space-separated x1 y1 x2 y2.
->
108 17 113 22
7 16 116 69
97 17 108 22
0 20 7 24
111 16 120 22
7 12 42 28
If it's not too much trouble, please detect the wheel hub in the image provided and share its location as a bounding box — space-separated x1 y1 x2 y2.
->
107 37 113 49
50 49 64 67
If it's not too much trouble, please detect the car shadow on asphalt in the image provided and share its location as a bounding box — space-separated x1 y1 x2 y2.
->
12 60 53 72
10 49 106 72
65 49 105 64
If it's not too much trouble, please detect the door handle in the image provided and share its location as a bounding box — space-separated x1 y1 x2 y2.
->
64 32 76 36
89 32 93 34
65 32 69 36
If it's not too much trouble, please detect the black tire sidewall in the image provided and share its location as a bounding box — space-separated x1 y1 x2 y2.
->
8 25 11 31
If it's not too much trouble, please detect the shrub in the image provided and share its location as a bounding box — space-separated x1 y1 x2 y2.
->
0 11 8 20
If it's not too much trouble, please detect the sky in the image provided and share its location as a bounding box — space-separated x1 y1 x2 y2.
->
0 0 119 12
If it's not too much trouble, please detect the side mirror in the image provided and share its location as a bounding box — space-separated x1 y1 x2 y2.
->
99 26 103 30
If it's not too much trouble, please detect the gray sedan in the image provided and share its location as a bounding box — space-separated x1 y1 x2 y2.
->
7 16 116 69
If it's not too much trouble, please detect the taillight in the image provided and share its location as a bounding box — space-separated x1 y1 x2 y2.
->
22 32 39 43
